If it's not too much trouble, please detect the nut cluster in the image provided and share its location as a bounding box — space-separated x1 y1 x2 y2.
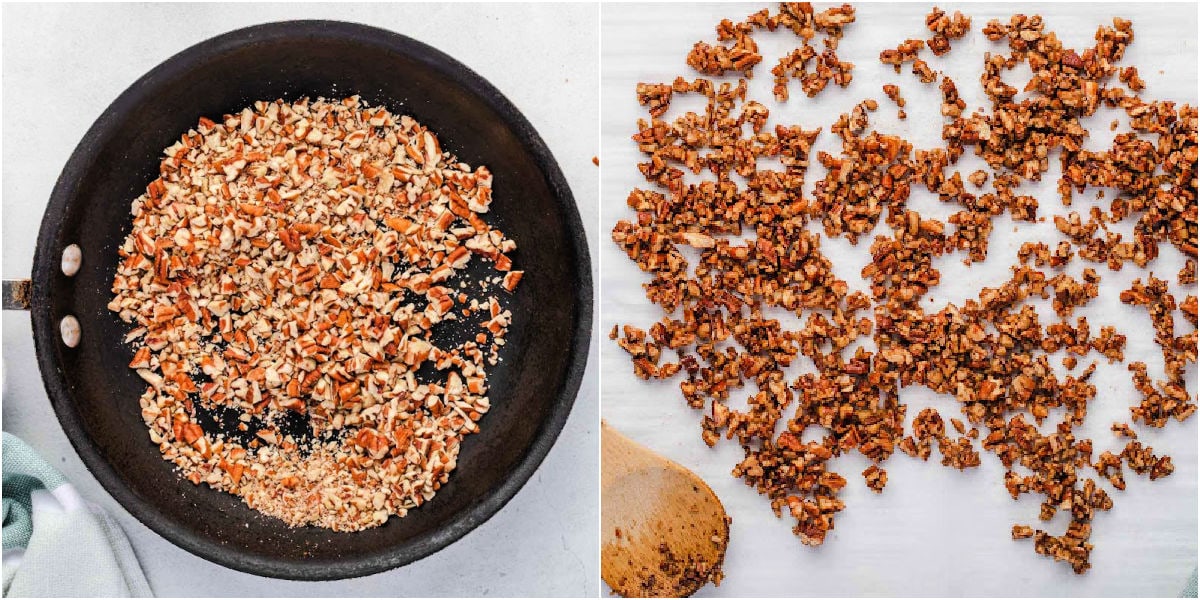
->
615 2 1196 575
684 3 857 102
110 97 520 530
925 7 971 56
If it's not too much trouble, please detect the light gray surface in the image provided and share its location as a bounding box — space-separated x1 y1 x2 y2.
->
601 3 1197 597
2 3 599 596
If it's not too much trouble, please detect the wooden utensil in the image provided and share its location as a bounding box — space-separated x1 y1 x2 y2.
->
601 421 730 597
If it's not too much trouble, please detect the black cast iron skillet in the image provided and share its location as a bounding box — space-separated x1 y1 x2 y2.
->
5 20 591 580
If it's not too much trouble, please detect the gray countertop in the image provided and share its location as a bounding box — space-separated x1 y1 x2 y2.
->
2 3 598 596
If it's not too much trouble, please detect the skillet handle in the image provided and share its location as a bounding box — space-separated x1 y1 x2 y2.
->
3 279 31 310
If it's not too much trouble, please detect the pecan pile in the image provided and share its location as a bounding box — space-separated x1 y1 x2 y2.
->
110 97 520 530
614 3 1196 574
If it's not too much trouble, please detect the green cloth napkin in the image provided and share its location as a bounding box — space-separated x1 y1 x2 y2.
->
2 433 152 597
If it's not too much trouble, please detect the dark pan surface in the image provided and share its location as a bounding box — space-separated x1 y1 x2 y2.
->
30 20 591 580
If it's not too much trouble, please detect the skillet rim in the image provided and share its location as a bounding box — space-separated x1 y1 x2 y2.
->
29 19 593 581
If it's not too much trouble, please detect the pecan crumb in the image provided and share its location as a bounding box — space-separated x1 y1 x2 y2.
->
111 97 515 531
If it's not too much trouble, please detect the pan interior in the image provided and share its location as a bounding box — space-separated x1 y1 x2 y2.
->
33 21 587 579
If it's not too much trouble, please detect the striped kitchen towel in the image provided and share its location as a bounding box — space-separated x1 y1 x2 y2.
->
3 433 151 597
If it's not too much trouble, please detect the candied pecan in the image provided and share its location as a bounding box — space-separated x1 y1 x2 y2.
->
880 39 925 72
1121 440 1175 480
1180 260 1197 285
637 82 674 118
863 464 888 492
1111 422 1137 439
613 6 1197 577
687 19 762 77
926 7 971 56
912 59 937 83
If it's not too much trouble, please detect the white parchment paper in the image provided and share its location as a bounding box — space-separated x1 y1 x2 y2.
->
601 3 1197 596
